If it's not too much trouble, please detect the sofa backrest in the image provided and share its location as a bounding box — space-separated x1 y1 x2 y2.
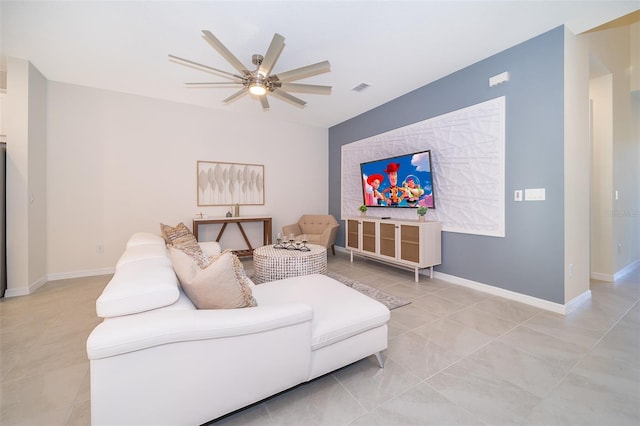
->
96 233 181 318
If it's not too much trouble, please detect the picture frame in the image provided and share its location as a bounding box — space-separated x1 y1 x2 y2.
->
197 161 264 206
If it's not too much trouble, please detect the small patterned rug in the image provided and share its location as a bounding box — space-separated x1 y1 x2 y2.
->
326 271 410 310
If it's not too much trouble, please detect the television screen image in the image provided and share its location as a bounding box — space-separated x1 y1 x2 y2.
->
360 150 434 209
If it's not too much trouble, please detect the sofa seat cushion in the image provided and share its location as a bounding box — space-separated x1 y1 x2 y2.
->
96 257 180 318
300 234 324 247
252 274 389 351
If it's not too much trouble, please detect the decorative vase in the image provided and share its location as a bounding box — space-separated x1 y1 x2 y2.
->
360 211 366 217
418 215 425 222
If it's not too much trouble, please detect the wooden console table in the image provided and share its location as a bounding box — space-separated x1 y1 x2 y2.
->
192 217 272 257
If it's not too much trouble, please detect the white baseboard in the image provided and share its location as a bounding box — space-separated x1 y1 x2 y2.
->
591 259 640 283
4 268 114 298
4 275 47 297
591 271 614 282
433 271 574 315
614 259 640 281
564 290 592 314
337 245 584 315
47 267 115 282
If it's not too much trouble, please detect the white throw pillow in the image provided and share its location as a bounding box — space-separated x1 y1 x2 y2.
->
170 248 257 309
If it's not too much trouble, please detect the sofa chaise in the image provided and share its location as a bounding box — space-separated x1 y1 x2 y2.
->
86 232 390 425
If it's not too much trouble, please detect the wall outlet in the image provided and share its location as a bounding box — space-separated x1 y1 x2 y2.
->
569 263 574 278
514 190 523 201
96 244 104 253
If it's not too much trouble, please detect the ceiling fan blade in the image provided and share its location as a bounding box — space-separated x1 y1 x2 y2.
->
278 83 331 95
258 33 285 77
202 30 250 75
269 89 307 108
223 88 249 103
168 54 243 81
259 95 270 111
274 60 331 82
185 82 244 86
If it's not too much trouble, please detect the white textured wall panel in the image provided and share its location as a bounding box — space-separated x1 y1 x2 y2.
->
342 97 505 237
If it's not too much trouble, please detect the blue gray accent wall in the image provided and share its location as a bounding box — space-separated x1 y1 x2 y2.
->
329 26 565 303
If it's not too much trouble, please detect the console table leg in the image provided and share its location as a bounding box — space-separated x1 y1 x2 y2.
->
236 223 253 251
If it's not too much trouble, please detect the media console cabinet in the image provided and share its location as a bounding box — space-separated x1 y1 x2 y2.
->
345 217 442 282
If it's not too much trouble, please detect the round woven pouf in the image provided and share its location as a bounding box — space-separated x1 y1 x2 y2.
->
253 244 327 284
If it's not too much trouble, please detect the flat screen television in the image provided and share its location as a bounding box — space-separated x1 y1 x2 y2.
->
360 149 435 209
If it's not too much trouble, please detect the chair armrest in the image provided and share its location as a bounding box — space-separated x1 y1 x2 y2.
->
87 303 313 360
319 223 340 246
282 223 302 237
320 223 340 238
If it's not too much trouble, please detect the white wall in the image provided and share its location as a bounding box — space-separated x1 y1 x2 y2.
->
586 23 640 280
5 58 48 296
590 74 614 280
564 28 591 304
46 82 328 279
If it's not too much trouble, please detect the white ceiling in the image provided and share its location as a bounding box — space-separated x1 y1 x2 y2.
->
2 1 638 128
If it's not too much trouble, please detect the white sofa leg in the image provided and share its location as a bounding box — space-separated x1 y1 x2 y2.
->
374 352 384 368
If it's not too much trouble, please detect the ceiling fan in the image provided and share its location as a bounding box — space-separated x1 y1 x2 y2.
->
169 31 332 111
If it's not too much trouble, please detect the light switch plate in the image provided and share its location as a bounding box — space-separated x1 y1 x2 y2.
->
525 188 545 201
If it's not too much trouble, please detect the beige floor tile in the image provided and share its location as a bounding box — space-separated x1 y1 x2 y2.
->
333 357 422 411
386 331 463 379
411 317 495 357
427 356 542 425
447 305 518 337
350 381 483 426
468 340 567 398
1 256 638 426
497 325 587 372
264 374 366 426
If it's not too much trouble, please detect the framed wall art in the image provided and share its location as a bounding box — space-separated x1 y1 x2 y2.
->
197 161 264 206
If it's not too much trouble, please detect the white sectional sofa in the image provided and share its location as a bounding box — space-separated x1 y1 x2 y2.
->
86 232 390 426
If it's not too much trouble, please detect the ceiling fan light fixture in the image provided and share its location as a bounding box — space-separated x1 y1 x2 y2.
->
172 31 332 110
249 82 266 96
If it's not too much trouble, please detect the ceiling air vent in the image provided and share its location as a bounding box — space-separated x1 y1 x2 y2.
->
352 82 371 92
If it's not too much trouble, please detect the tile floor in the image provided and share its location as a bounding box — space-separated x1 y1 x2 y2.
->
1 252 638 425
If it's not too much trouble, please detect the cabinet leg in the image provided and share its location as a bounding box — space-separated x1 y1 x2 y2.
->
350 250 353 263
415 268 419 283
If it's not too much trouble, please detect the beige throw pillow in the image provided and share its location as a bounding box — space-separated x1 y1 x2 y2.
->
160 222 209 268
170 248 257 309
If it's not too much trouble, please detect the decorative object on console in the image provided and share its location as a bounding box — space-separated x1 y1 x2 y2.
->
417 206 428 222
169 31 332 111
197 161 264 206
358 204 368 216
